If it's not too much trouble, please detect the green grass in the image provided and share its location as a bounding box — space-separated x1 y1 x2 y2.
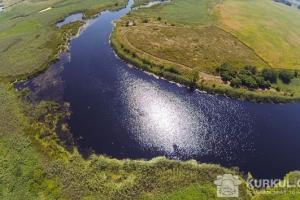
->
132 0 152 7
217 0 300 70
111 0 300 102
0 84 253 199
0 0 127 80
131 0 220 26
0 84 62 199
1 0 300 199
1 84 299 199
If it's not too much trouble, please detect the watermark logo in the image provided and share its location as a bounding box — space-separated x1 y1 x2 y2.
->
214 173 300 198
214 174 242 197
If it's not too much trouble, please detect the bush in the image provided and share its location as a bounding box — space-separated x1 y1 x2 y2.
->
217 63 236 82
238 73 258 89
230 77 242 88
262 68 277 83
244 65 257 75
279 70 294 84
165 66 179 74
255 76 271 89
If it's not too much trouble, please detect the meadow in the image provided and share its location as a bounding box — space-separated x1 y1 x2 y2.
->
217 0 300 69
0 0 127 80
112 0 300 102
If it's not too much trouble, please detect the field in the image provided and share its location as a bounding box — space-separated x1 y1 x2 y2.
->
0 0 127 80
112 0 300 102
217 0 300 69
132 0 152 7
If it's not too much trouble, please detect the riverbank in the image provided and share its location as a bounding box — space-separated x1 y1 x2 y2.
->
1 83 250 199
2 83 300 199
0 0 127 81
110 0 300 103
111 30 300 103
1 0 300 199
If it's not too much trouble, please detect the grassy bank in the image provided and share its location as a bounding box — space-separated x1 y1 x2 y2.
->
0 0 127 80
111 0 300 102
2 83 300 199
1 84 251 200
111 28 300 103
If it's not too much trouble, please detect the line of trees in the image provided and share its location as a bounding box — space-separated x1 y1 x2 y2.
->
216 64 297 90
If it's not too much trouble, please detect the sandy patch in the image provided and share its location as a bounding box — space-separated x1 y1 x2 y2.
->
39 7 52 13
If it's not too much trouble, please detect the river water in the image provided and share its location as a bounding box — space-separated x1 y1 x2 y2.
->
20 0 300 178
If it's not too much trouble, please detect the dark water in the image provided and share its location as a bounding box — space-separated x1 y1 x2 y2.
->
56 13 83 28
19 0 300 179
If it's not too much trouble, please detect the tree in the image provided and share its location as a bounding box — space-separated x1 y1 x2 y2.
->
279 70 294 84
238 73 258 89
230 77 242 88
255 76 271 89
217 63 236 82
244 65 257 75
262 68 277 83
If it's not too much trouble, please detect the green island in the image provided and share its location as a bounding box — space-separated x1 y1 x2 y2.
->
1 0 300 199
112 0 300 102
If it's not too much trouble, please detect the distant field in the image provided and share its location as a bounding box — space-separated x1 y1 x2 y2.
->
117 0 267 73
132 0 152 7
121 23 266 73
217 0 300 69
0 0 126 79
130 0 220 26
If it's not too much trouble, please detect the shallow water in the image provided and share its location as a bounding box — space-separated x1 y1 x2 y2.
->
56 13 83 28
19 0 300 179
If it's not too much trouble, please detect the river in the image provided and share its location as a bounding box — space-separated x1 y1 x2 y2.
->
19 0 300 179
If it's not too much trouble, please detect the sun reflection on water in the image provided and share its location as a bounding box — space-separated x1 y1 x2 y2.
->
119 70 253 160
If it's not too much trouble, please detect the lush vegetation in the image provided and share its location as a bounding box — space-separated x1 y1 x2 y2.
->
1 0 300 199
111 0 300 102
217 0 300 70
1 84 251 200
1 83 300 199
217 64 298 91
0 0 127 80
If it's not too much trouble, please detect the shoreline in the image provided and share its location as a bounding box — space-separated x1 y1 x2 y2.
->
9 0 299 104
110 28 300 104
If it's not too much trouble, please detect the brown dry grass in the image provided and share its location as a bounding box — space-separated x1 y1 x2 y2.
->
118 21 267 74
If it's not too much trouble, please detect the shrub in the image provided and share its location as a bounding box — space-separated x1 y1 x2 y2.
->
165 66 179 74
255 76 271 89
230 77 242 88
279 70 294 84
217 63 236 82
238 72 258 89
262 68 277 83
244 65 257 75
142 19 149 23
